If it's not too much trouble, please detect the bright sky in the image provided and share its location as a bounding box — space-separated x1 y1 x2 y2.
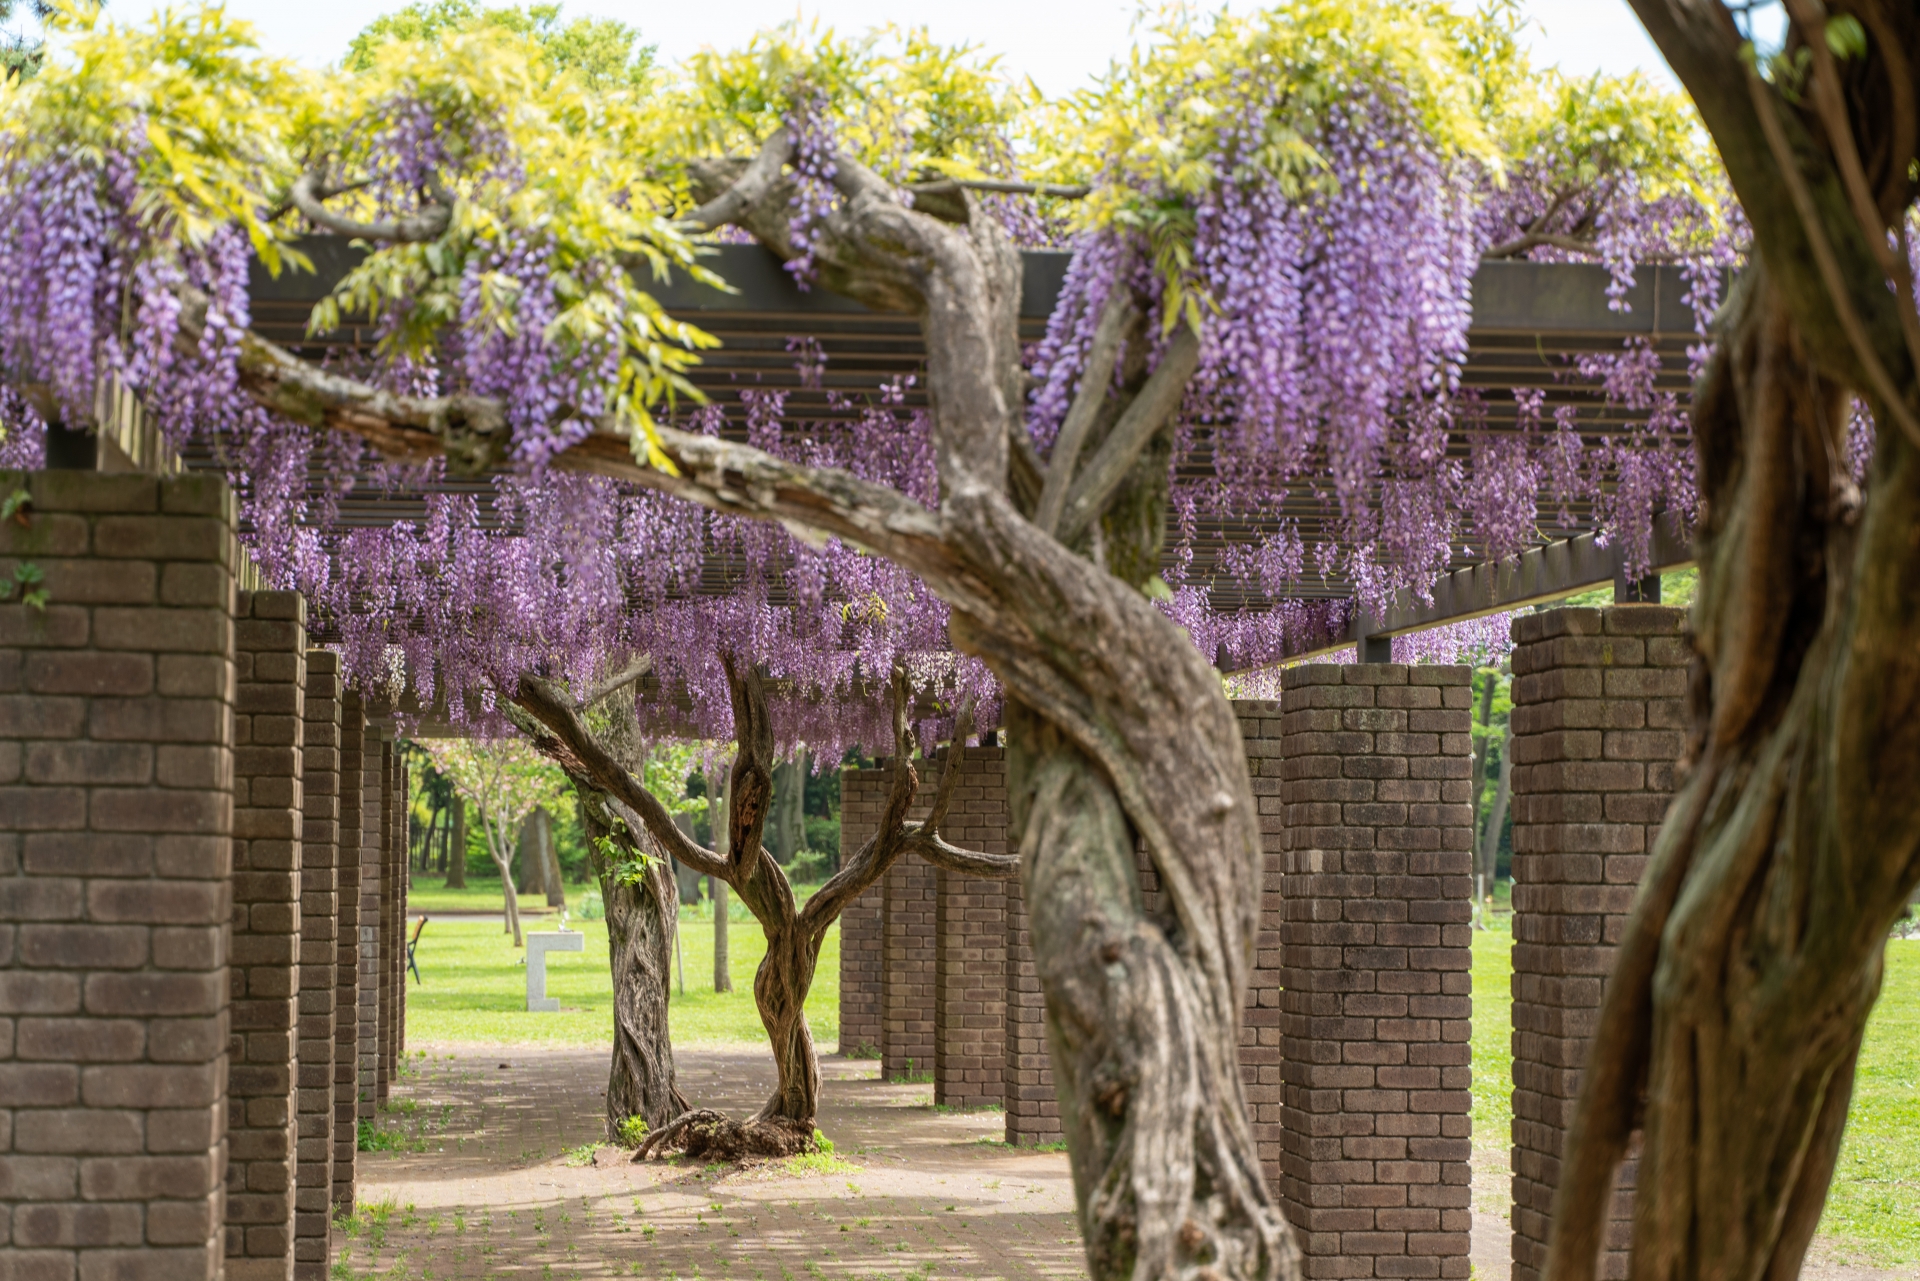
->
15 1 1678 95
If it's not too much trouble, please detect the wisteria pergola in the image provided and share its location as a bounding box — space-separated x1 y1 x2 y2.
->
63 245 1699 667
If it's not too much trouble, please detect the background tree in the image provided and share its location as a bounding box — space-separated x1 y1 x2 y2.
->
512 658 1016 1157
419 737 567 944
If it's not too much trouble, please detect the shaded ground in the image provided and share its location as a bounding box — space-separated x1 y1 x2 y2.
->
339 1045 1082 1280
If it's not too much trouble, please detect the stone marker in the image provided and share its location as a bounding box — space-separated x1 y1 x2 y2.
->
525 931 584 1012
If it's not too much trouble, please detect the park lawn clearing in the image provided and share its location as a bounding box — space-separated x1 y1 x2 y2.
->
404 913 840 1048
403 880 560 917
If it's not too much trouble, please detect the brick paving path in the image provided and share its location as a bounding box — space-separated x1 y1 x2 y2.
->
336 1044 1085 1280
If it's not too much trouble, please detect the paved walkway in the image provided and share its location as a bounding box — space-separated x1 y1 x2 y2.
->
340 1044 1084 1280
343 1045 1905 1281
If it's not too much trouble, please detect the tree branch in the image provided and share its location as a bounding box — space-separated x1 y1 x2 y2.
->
508 672 732 880
1481 231 1601 259
1742 59 1920 446
288 171 453 243
1036 294 1135 537
907 177 1091 199
1625 0 1916 405
576 654 654 709
1055 327 1201 545
722 653 777 880
682 128 794 233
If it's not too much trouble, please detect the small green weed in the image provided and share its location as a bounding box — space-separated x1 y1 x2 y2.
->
615 1114 649 1148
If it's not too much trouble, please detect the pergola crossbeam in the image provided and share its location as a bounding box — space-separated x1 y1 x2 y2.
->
1238 511 1695 667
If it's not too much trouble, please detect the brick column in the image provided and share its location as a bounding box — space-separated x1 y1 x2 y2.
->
1235 701 1288 1190
227 590 307 1281
881 850 936 1082
331 695 364 1212
1001 877 1060 1145
392 752 407 1066
294 652 340 1281
376 738 395 1101
874 749 949 1083
358 732 385 1121
932 748 1009 1109
836 766 888 1058
1508 607 1686 1281
0 470 237 1281
1279 664 1475 1281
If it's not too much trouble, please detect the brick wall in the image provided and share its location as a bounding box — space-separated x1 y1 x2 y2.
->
931 748 1009 1109
331 695 363 1212
836 768 888 1058
294 651 340 1281
1235 701 1287 1190
1508 607 1686 1281
0 470 238 1281
226 590 307 1281
357 733 384 1123
1279 664 1475 1281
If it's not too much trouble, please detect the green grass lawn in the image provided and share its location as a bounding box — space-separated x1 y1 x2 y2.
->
405 910 839 1048
1817 937 1920 1265
1470 915 1918 1267
1470 914 1514 1153
403 880 561 916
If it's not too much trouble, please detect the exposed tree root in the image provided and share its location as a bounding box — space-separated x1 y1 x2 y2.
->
631 1108 817 1163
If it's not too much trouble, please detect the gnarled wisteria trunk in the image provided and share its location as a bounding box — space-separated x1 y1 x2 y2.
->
511 660 1016 1160
1544 5 1920 1279
576 788 688 1137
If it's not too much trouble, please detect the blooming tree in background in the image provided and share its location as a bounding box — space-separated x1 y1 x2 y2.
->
418 737 567 944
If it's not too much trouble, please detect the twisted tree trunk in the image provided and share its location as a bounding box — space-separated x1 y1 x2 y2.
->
577 790 689 1135
510 659 1017 1159
1546 5 1920 1277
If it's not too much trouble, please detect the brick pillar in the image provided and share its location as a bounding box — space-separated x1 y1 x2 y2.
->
1279 664 1475 1280
932 748 1009 1109
0 470 237 1281
358 732 385 1121
376 738 395 1101
392 753 407 1066
1508 607 1687 1281
294 652 340 1281
1001 876 1060 1145
1234 701 1288 1190
331 695 364 1212
880 754 938 1083
836 766 888 1057
882 858 936 1082
227 590 307 1281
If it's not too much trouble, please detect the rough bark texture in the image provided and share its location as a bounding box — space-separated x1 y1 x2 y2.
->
1546 6 1920 1279
446 797 466 888
578 791 689 1135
